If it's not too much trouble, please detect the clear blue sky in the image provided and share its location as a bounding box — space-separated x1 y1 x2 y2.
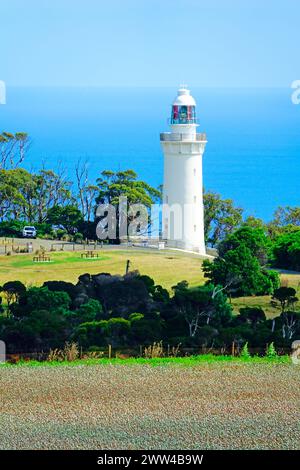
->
1 0 298 87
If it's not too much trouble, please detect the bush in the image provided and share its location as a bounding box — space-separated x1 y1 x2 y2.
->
74 232 84 243
0 220 24 237
56 229 67 240
73 321 108 348
203 229 280 297
240 342 251 359
266 342 277 358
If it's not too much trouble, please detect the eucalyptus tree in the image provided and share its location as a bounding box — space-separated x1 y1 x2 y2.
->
203 190 243 246
0 132 31 170
95 169 161 242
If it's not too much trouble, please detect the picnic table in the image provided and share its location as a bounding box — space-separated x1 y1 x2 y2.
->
33 254 51 262
81 250 99 259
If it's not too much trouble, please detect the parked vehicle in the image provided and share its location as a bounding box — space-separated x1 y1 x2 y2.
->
22 226 37 238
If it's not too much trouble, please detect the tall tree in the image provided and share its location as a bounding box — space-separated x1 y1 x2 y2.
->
46 205 83 233
95 170 161 242
0 132 31 170
75 159 98 222
33 168 73 222
172 281 232 337
0 168 34 220
273 206 300 227
203 227 280 297
203 190 243 246
272 231 300 271
271 287 298 314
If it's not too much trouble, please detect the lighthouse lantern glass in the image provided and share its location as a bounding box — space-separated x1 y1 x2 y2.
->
171 105 196 124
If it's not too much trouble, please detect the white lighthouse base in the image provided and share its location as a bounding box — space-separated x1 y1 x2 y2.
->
164 239 207 256
168 247 215 259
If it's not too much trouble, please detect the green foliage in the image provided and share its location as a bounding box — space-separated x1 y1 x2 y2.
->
42 280 77 302
0 354 291 368
106 318 131 346
0 132 30 170
0 220 24 237
25 287 71 313
271 287 298 314
238 307 266 327
73 321 108 348
272 206 300 228
266 342 277 358
218 325 253 346
240 342 251 359
0 167 72 224
243 216 267 231
96 169 161 207
203 227 280 297
272 231 300 271
138 275 170 303
130 312 163 343
0 255 296 354
203 190 243 246
218 226 271 263
66 299 103 325
95 169 161 242
46 205 83 233
2 281 26 302
172 281 233 338
74 232 84 242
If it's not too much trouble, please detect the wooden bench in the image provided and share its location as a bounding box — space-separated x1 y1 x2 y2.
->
33 255 51 262
81 250 99 259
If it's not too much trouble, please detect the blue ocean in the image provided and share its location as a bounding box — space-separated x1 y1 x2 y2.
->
1 86 299 220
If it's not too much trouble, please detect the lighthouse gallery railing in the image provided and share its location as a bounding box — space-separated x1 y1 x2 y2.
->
160 133 207 142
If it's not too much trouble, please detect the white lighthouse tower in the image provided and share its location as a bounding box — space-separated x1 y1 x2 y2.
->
160 86 207 254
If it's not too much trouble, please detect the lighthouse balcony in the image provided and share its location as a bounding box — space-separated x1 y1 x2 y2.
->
160 132 207 142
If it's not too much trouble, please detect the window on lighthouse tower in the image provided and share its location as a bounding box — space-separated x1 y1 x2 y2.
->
171 105 196 124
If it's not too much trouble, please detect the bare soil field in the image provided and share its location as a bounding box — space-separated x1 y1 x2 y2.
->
0 363 299 450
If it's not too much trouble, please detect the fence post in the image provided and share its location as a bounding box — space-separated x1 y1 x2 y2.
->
108 344 112 359
231 341 235 357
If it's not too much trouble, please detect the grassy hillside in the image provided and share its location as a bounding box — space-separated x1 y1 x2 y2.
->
0 249 205 291
1 245 300 318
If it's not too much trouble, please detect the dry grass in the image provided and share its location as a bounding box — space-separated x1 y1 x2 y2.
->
144 341 164 358
0 363 299 450
47 343 80 362
0 249 205 291
231 273 300 319
231 295 279 319
144 342 181 358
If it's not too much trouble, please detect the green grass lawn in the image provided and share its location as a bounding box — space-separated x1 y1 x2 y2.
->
0 354 291 368
0 249 205 291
